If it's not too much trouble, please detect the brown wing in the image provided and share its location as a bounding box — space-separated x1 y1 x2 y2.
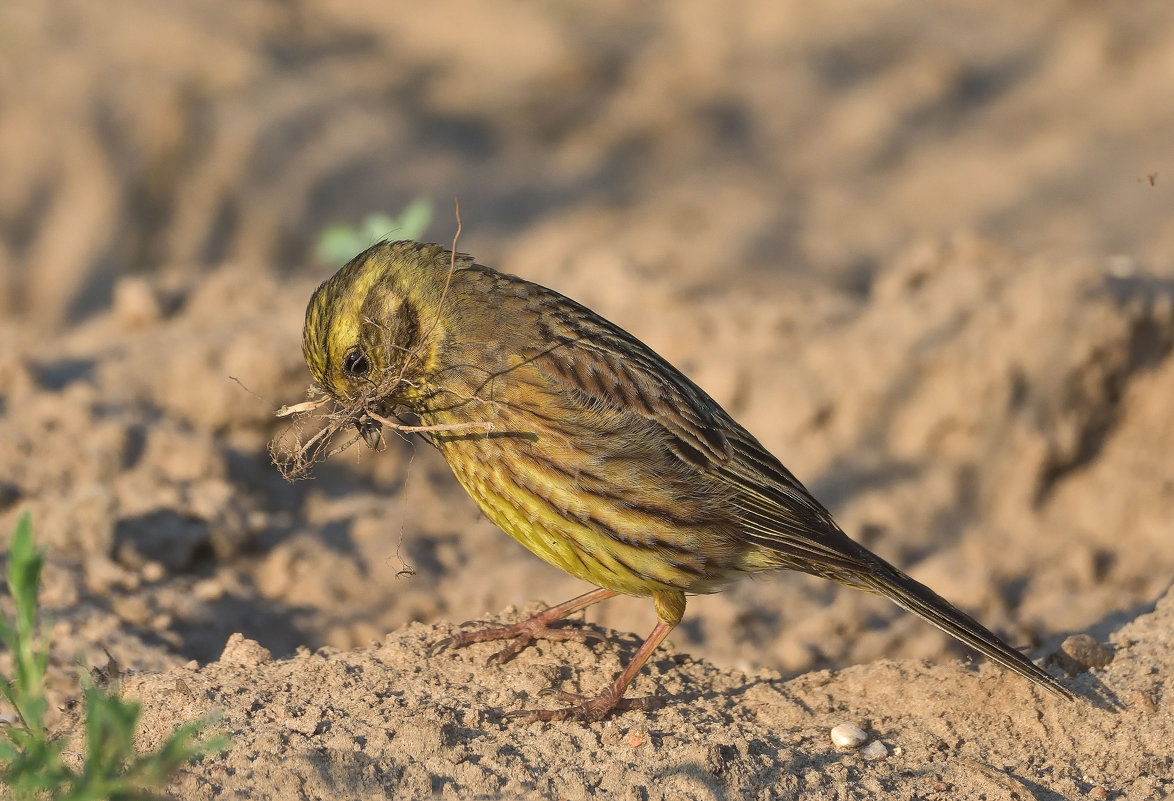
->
715 426 872 574
512 281 733 470
492 270 875 573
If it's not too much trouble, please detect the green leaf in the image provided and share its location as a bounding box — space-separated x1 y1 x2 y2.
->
9 512 40 639
394 197 434 241
3 511 47 733
316 196 435 266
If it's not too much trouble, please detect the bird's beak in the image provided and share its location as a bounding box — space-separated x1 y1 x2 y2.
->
355 414 383 449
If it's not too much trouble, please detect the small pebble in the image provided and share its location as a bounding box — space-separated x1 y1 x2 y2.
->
860 740 888 761
1053 633 1115 675
1061 634 1114 669
830 722 869 750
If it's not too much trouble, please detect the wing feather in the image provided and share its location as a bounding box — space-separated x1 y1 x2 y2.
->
509 277 868 573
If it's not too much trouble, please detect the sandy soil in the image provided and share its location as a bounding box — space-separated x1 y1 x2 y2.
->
1 1 1172 799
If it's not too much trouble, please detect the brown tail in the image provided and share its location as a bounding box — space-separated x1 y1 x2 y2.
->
846 557 1072 699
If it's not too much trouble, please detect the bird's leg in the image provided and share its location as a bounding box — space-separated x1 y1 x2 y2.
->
432 587 617 664
507 589 684 723
509 619 676 723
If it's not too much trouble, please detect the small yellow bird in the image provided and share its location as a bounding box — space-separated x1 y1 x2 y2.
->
301 240 1071 721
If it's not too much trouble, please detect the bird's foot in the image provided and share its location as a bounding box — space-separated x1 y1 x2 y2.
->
504 688 664 723
431 608 603 664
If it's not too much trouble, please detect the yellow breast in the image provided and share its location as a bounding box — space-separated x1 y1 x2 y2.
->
435 429 727 598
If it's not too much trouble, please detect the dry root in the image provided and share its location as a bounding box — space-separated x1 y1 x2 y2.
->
269 386 366 480
269 380 494 481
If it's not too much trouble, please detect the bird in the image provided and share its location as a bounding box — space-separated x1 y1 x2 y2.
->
299 239 1071 722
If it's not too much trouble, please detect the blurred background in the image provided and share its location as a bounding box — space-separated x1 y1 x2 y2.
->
1 0 1172 681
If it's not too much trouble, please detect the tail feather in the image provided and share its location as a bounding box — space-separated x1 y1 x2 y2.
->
849 559 1072 699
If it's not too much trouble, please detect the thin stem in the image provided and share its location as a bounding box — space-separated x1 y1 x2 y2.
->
367 411 493 437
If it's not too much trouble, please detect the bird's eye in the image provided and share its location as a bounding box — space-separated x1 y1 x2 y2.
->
342 348 370 377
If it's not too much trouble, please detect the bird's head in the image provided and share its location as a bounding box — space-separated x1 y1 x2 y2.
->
302 240 461 446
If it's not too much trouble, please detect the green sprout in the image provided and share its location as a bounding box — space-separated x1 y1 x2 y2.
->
316 197 435 266
0 512 225 800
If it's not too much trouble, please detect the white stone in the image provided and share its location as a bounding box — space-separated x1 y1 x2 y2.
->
830 722 869 750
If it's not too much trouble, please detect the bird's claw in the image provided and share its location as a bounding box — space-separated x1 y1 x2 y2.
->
426 636 457 658
429 618 602 664
504 689 664 723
